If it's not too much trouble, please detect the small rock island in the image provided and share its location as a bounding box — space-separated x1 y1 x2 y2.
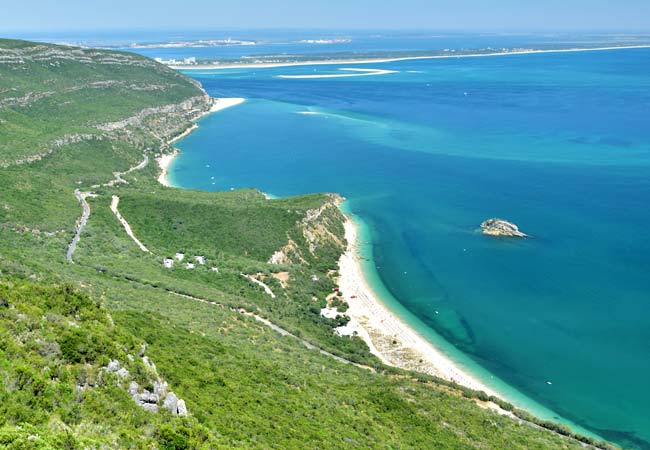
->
480 218 527 238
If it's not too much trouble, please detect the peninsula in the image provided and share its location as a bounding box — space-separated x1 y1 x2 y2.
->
168 44 650 70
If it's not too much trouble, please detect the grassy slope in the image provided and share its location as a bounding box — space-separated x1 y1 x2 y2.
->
0 39 615 449
0 39 200 164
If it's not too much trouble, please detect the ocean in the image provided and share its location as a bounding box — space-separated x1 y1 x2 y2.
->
166 48 650 449
26 30 648 448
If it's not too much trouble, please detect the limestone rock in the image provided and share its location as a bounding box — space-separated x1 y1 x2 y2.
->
153 380 168 397
480 218 527 238
143 356 157 373
140 390 156 404
163 392 178 413
128 381 140 396
142 403 159 413
177 399 188 416
106 359 121 373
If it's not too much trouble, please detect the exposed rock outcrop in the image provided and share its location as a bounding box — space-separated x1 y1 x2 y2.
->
480 218 527 238
0 40 211 168
268 194 346 265
101 352 188 416
95 95 210 132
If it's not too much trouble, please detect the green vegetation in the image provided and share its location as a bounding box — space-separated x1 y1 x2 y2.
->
0 39 202 165
0 280 222 449
0 38 617 449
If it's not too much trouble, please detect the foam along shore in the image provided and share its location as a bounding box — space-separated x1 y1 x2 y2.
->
277 68 398 79
157 97 246 187
338 216 495 395
172 44 650 71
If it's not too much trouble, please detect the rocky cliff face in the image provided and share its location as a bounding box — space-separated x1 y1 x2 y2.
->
269 194 347 265
0 38 210 167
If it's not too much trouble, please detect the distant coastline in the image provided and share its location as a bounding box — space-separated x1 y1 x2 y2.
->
170 44 650 70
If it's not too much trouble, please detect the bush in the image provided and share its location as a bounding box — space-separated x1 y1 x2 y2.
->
58 327 112 364
158 424 190 450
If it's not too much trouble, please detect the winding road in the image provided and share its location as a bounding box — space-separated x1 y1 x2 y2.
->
66 154 149 262
66 190 93 263
110 195 150 253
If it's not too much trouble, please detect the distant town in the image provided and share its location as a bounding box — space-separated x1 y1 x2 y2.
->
155 56 198 66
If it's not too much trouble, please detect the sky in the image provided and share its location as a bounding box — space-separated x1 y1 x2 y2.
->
1 0 649 32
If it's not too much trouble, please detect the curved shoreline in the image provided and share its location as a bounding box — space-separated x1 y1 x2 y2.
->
337 209 604 441
160 92 600 442
337 215 495 394
157 97 246 187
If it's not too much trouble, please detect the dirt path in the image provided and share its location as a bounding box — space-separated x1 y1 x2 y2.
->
66 154 149 261
241 274 276 298
104 155 149 187
66 190 95 263
167 290 373 371
110 195 150 253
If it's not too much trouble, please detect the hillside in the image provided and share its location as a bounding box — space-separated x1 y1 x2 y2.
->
0 39 616 449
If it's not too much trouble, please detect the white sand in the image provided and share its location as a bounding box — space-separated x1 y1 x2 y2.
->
157 98 246 187
157 149 179 187
278 68 398 79
173 45 650 71
338 217 495 394
209 97 245 112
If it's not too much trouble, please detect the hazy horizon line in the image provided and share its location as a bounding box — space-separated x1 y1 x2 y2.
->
5 27 650 36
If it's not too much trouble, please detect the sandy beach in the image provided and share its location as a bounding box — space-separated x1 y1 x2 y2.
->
156 149 179 187
208 97 246 113
171 44 650 71
337 216 495 395
157 97 246 187
278 68 399 79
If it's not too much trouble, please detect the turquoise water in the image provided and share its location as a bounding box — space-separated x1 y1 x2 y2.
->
171 49 650 449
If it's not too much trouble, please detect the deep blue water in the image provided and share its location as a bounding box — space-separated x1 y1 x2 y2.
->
168 48 650 449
